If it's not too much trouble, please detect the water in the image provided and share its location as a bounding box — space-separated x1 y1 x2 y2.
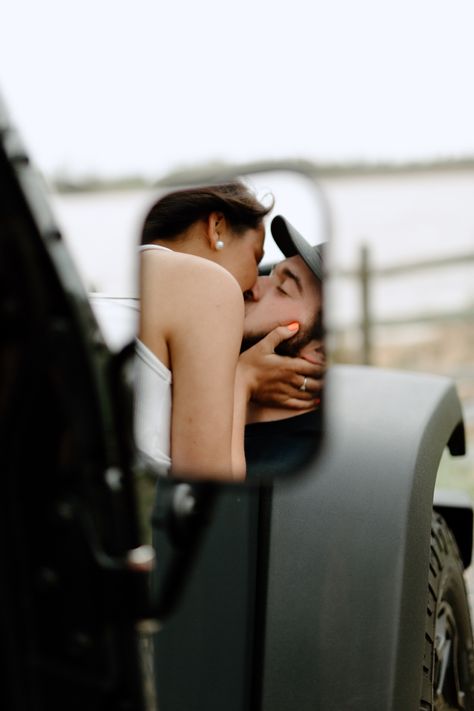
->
48 169 474 329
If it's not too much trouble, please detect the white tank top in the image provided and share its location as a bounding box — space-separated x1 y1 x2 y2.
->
134 244 173 471
89 244 173 473
134 337 172 472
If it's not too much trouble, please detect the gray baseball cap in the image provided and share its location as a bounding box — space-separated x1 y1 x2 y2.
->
270 215 324 282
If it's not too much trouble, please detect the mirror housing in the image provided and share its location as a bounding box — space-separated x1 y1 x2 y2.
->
144 161 333 483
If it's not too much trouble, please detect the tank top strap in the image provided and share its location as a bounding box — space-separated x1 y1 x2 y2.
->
138 244 173 253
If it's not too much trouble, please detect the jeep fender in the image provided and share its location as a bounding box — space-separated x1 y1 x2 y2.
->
262 364 467 711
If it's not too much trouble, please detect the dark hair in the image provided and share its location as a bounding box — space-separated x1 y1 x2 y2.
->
141 181 273 244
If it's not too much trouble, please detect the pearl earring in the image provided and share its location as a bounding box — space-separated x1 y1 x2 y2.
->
216 240 225 250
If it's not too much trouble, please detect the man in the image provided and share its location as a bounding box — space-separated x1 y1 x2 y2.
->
241 214 326 479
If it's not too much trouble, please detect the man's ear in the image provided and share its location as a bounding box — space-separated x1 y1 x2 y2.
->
206 211 226 250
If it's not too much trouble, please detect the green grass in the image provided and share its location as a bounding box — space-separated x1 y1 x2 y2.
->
435 445 474 500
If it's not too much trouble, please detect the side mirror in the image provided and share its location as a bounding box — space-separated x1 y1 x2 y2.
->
82 164 331 485
118 162 332 486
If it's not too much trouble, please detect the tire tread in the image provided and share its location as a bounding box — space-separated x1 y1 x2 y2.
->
419 512 474 710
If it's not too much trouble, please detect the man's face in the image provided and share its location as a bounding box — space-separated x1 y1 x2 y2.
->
243 255 322 344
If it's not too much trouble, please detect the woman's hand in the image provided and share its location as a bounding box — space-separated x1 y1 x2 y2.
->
238 324 326 410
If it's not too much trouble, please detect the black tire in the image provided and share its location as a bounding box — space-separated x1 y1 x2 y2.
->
420 512 474 710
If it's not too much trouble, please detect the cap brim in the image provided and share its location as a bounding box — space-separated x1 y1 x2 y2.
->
270 215 324 281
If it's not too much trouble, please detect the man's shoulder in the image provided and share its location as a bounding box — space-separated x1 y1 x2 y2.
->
245 408 321 436
244 408 322 479
245 409 321 480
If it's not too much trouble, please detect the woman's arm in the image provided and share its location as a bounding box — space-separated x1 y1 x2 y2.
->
163 257 246 481
238 325 325 411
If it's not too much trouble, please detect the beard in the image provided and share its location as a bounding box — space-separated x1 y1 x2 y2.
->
241 324 314 357
240 311 324 356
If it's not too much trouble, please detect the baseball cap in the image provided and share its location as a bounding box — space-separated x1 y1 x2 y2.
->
270 214 324 282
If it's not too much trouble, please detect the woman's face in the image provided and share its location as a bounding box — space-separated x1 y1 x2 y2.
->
219 223 265 292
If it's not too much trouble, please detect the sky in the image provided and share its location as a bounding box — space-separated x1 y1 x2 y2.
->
1 0 474 181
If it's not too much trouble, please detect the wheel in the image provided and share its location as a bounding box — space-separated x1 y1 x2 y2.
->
420 512 474 710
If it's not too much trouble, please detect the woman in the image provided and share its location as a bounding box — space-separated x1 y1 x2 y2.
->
135 181 315 480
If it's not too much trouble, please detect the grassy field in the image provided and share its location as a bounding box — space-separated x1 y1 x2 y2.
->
437 447 474 499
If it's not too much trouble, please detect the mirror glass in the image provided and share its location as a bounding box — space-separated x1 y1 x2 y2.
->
81 166 328 484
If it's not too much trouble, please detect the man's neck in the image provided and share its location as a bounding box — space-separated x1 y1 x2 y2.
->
246 401 315 424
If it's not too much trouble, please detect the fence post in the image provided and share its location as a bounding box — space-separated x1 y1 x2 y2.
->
359 244 372 365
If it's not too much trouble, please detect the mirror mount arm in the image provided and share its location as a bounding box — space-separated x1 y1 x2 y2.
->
145 477 219 622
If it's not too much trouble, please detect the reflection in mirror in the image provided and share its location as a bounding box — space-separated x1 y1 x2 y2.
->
89 167 328 486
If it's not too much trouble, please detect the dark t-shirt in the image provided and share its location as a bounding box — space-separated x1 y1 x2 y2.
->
244 408 323 481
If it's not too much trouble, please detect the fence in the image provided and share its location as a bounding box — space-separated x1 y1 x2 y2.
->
332 248 474 365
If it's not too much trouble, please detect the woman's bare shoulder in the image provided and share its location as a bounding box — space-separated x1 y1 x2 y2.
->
144 249 243 304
